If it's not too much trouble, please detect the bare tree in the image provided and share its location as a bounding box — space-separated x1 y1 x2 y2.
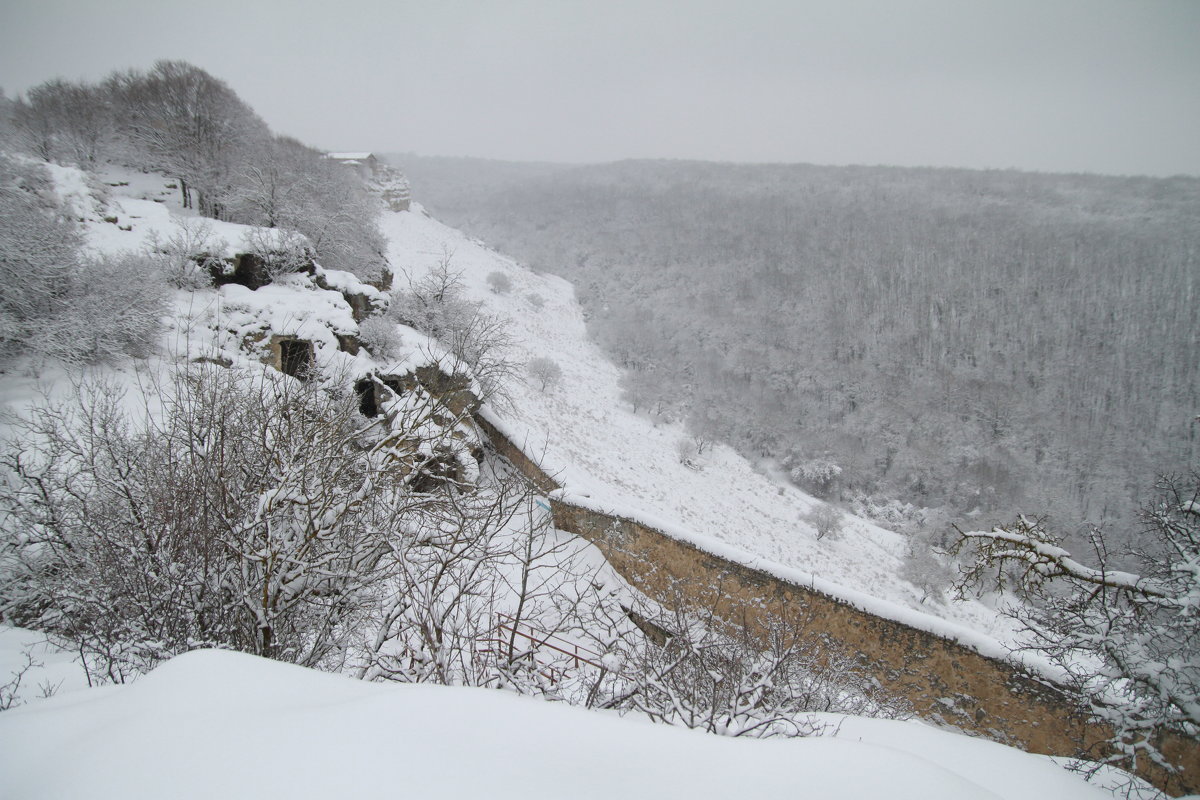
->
803 503 845 541
954 473 1200 775
145 216 228 290
579 585 908 736
281 155 387 279
229 135 316 229
0 365 488 680
527 357 563 392
357 469 535 686
390 258 518 404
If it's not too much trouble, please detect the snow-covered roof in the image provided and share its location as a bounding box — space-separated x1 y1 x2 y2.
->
326 152 375 161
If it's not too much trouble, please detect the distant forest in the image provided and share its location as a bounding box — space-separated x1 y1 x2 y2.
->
392 154 1199 538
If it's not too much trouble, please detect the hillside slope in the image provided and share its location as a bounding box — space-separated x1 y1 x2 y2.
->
393 155 1200 542
379 204 1018 644
0 157 1018 646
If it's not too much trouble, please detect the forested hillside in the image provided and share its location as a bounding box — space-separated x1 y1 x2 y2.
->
394 155 1200 538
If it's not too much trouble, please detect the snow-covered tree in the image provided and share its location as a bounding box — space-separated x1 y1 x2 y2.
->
0 154 80 358
803 503 844 541
280 155 387 279
108 61 269 217
229 135 315 229
955 473 1200 774
486 271 512 294
0 155 165 365
12 78 114 167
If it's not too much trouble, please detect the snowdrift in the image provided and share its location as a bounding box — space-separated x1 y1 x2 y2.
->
0 649 1109 800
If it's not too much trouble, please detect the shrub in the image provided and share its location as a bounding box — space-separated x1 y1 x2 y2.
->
53 251 169 363
1 157 166 365
240 226 312 281
146 217 225 290
486 271 512 294
0 365 510 679
389 259 517 404
527 356 563 392
676 436 700 467
802 504 844 541
358 316 403 361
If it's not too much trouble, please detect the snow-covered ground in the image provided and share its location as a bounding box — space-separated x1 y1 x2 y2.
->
0 646 1112 800
0 159 1154 799
379 205 1022 648
1 162 1023 649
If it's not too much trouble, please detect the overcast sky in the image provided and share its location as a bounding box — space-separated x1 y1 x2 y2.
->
2 0 1198 176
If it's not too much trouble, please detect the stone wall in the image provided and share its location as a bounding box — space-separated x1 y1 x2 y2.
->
475 414 561 494
476 411 1199 795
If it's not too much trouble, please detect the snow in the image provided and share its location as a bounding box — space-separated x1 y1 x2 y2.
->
0 628 92 705
217 275 357 362
0 647 1112 800
0 161 1115 795
313 263 384 301
3 161 1032 665
49 163 284 261
378 204 1025 653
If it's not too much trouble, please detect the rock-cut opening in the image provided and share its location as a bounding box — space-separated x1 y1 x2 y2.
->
279 339 314 380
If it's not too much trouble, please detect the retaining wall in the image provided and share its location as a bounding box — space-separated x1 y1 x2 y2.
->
478 411 1199 795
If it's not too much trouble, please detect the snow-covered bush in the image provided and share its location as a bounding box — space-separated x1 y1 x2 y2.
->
802 504 844 541
527 356 562 392
357 316 403 361
389 259 517 403
486 270 512 294
0 366 514 679
900 525 956 604
1 155 165 365
525 292 545 310
240 226 312 281
582 593 909 737
147 217 226 289
51 251 169 363
0 155 78 355
676 436 701 467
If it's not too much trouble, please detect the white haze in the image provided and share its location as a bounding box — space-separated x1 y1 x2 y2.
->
1 0 1198 176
